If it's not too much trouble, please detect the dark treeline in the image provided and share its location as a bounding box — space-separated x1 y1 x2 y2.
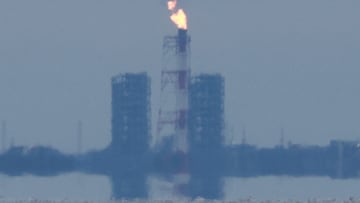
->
0 139 360 199
224 140 360 178
0 146 75 176
2 140 359 178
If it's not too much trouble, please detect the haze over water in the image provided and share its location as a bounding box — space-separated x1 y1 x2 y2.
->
1 0 360 153
1 175 359 200
1 0 359 200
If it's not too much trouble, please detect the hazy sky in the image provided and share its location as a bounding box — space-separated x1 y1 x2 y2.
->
0 0 359 153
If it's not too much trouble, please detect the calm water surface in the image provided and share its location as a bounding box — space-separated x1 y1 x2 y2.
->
0 174 359 200
0 173 111 200
224 176 360 201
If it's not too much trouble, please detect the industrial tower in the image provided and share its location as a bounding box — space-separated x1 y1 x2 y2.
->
157 29 191 153
188 74 224 150
110 73 150 198
188 74 225 199
157 28 191 196
111 73 151 154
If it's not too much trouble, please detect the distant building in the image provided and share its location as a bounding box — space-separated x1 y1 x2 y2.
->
111 73 151 155
188 74 225 149
188 74 225 199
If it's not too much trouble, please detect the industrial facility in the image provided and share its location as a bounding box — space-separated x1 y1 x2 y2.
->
109 73 151 198
106 26 226 198
2 1 360 200
189 74 225 150
2 27 360 199
157 28 191 153
188 74 225 198
111 73 151 156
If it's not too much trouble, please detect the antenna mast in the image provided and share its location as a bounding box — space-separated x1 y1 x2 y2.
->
2 120 7 153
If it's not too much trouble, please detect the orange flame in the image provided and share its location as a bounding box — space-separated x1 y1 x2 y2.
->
170 9 187 30
167 0 188 30
167 0 177 11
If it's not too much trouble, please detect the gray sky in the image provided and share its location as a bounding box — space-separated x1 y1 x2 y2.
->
0 0 359 153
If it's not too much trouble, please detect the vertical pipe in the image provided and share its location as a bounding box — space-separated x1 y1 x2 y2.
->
174 28 190 153
280 128 285 147
77 120 83 154
2 120 7 153
178 29 188 53
241 127 247 145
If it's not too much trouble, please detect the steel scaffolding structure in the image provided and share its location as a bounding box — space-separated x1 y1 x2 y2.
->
111 73 151 154
188 74 225 199
189 74 225 149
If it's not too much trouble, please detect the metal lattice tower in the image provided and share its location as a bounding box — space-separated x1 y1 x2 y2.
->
111 73 151 154
188 74 225 199
188 74 225 150
157 29 191 153
110 73 150 198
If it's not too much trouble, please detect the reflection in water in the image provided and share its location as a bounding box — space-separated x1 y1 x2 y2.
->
3 144 360 200
1 137 360 200
110 171 147 199
1 174 360 200
189 175 223 200
106 156 223 199
3 141 360 200
0 145 224 200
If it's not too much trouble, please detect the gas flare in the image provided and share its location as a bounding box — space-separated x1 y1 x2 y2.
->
167 0 188 30
170 9 187 30
167 0 177 11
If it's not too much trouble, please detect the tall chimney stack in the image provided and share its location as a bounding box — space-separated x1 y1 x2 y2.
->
178 29 188 53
